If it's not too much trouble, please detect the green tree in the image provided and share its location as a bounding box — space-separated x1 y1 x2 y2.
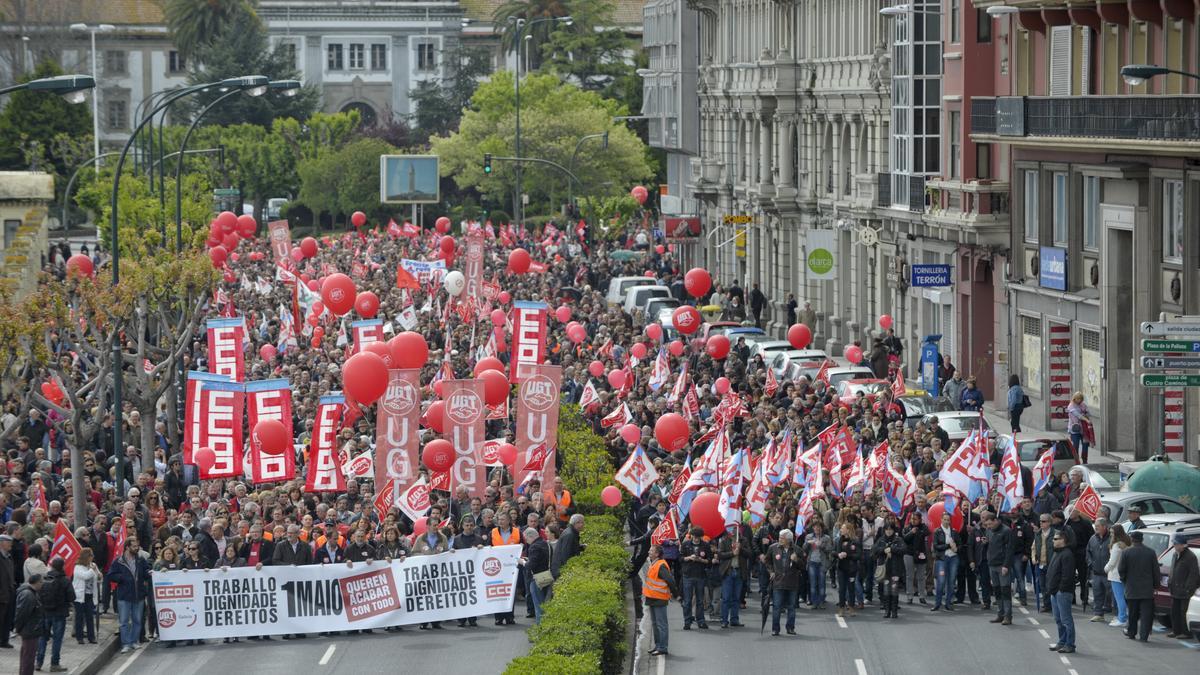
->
295 136 399 227
430 71 654 216
409 44 492 143
541 0 632 93
0 60 91 174
164 0 256 61
492 0 572 70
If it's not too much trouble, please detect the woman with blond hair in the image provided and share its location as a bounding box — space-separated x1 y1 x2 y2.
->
72 549 102 644
1066 392 1092 463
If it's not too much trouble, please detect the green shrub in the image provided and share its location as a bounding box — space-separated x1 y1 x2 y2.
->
503 653 600 675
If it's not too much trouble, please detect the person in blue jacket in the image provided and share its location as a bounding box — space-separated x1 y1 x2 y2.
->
105 539 151 654
960 377 985 412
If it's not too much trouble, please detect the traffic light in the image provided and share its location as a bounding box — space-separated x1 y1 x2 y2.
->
483 153 492 174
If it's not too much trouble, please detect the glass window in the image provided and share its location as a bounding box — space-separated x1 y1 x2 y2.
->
1162 179 1184 262
948 111 960 179
105 99 127 130
371 44 387 70
104 50 127 76
976 143 991 179
327 44 344 71
168 51 186 73
1024 170 1038 242
950 0 961 43
348 43 364 69
416 42 437 71
1052 172 1068 245
1082 175 1099 250
977 8 992 43
278 42 297 70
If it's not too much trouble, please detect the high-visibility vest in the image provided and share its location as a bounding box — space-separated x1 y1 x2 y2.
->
643 559 671 600
545 490 572 522
491 527 520 546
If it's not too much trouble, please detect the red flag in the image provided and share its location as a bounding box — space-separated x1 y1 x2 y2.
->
396 264 420 290
815 359 831 385
892 369 906 399
1073 484 1104 521
51 520 82 576
765 367 779 397
650 509 678 545
306 394 346 493
374 479 397 522
107 519 127 571
245 379 295 484
514 364 562 489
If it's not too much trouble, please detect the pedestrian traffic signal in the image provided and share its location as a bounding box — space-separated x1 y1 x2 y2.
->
483 153 492 174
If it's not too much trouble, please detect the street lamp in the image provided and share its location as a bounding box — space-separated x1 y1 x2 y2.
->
70 23 116 173
568 132 609 206
506 14 572 227
108 75 267 493
985 5 1020 16
1120 64 1200 87
0 74 96 101
879 3 941 16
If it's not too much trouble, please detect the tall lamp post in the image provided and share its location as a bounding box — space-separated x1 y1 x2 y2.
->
69 23 115 174
108 75 267 493
1119 64 1200 86
505 14 572 228
0 74 95 100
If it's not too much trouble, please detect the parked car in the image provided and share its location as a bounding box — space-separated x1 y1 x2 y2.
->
1066 463 1123 490
645 298 681 328
897 395 956 428
1071 490 1198 526
924 411 991 443
623 285 672 315
1005 432 1080 478
748 340 795 363
768 349 830 378
836 379 890 407
606 276 659 305
702 323 765 341
265 197 288 220
1137 521 1200 557
823 366 875 390
790 359 837 383
1154 535 1200 633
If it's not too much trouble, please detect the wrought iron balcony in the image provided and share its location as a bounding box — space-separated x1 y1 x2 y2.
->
971 95 1200 142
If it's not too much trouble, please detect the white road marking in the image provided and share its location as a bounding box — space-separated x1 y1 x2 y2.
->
113 647 146 675
1059 655 1070 665
1037 629 1050 639
1018 606 1029 615
855 658 867 675
657 650 666 675
319 644 337 665
836 615 848 629
1027 618 1039 625
1068 670 1079 675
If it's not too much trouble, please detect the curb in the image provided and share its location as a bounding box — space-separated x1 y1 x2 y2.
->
74 633 120 675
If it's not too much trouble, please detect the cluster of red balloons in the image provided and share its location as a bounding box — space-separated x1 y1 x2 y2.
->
40 380 65 405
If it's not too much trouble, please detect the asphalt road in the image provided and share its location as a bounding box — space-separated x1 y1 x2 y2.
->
640 596 1199 675
96 622 532 675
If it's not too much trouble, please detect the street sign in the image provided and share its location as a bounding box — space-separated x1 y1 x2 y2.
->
910 264 951 288
1140 321 1200 336
723 214 752 224
1142 339 1200 352
1140 374 1200 387
1141 356 1200 369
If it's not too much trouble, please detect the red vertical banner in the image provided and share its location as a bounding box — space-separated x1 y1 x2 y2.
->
351 319 385 354
307 394 346 493
465 229 484 310
1047 323 1071 427
443 379 487 496
200 379 244 480
375 369 423 492
509 301 548 383
245 379 295 484
183 371 232 464
206 318 246 382
1164 389 1185 454
514 364 562 490
268 219 292 261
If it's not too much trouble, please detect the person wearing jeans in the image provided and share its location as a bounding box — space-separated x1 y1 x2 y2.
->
804 523 831 609
678 527 710 629
1086 519 1112 622
105 539 151 654
835 523 861 617
36 558 73 672
643 545 677 657
1104 525 1131 627
932 513 961 611
717 535 744 627
1046 531 1077 653
766 530 803 635
72 550 101 644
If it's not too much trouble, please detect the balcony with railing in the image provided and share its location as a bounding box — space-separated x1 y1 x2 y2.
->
970 96 1200 151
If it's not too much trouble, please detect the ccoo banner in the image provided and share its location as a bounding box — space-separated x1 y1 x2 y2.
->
206 318 246 382
152 545 522 640
509 301 548 383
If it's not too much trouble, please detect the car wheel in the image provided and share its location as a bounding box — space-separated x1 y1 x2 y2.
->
1156 614 1172 628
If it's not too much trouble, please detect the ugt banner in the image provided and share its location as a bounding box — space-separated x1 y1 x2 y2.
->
245 379 295 484
509 301 548 383
268 219 292 261
375 369 423 492
514 364 562 490
206 318 246 382
351 319 385 354
183 371 233 464
464 229 484 310
443 379 486 496
152 545 522 639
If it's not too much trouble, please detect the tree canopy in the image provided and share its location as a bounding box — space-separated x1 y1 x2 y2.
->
0 60 92 176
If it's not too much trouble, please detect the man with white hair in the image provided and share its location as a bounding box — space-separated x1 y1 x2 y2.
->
551 514 584 579
766 529 803 636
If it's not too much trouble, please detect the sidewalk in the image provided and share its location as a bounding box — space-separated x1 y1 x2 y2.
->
0 613 119 675
981 402 1133 462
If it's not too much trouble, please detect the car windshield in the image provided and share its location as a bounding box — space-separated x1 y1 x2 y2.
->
619 279 654 293
840 382 888 397
899 396 955 417
938 416 988 434
1017 440 1058 462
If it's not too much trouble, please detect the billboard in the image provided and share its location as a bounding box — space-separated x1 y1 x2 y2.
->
380 155 440 204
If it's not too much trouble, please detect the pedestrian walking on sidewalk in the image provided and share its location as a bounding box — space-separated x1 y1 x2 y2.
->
1006 375 1027 433
645 545 678 656
36 557 73 672
1166 533 1199 639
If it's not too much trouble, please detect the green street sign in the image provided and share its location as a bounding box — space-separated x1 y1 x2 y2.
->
1140 373 1200 387
1142 339 1200 352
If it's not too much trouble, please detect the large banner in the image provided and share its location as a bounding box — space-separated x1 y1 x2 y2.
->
268 219 292 262
351 319 385 354
245 379 295 484
375 369 423 493
509 301 548 383
152 545 522 639
400 259 446 287
183 371 232 464
306 394 346 493
443 379 486 496
201 379 245 480
464 229 484 308
206 318 246 382
514 364 562 490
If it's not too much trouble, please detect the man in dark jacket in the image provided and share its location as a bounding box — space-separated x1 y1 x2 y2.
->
271 526 311 639
1118 531 1159 642
678 527 711 630
1066 511 1094 608
1086 519 1112 623
36 557 73 671
1045 530 1076 653
766 530 804 635
717 532 748 627
983 513 1015 625
873 523 906 619
1166 533 1200 639
14 574 43 675
105 539 151 654
0 533 15 649
550 514 584 579
753 512 783 599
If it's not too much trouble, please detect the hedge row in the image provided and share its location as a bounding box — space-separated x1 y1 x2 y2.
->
504 406 629 675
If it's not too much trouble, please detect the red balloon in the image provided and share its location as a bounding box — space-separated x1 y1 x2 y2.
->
684 268 711 298
321 273 357 316
342 351 389 404
310 336 322 349
435 216 451 234
412 517 428 538
422 439 455 473
619 424 641 445
490 308 506 327
479 369 509 406
498 443 518 466
223 270 236 284
221 232 240 251
788 324 813 350
389 332 429 369
194 447 216 473
290 247 304 262
927 501 964 532
208 222 221 241
672 305 702 335
236 214 257 238
668 340 685 357
355 291 380 318
424 401 445 434
706 334 731 360
215 211 238 235
205 236 221 249
259 343 277 362
230 252 240 263
433 380 444 397
364 341 393 368
351 211 367 228
473 356 505 377
65 254 94 278
300 237 318 258
307 279 320 292
844 344 864 365
209 246 228 267
655 244 665 255
588 360 604 378
690 492 724 538
645 323 663 342
879 314 894 330
607 369 626 389
631 185 649 205
498 291 511 305
567 324 586 344
508 248 531 274
312 301 325 316
654 413 689 452
631 342 648 360
312 326 325 340
601 485 623 507
307 313 320 327
254 419 289 456
714 377 731 395
555 305 572 323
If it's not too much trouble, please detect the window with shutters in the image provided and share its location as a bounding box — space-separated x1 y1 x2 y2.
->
1049 26 1071 96
1082 176 1099 251
1162 179 1184 263
1021 315 1042 395
1023 170 1039 243
1052 172 1068 246
1078 28 1091 95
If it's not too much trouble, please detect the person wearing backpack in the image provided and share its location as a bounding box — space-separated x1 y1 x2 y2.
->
36 557 74 672
13 573 45 675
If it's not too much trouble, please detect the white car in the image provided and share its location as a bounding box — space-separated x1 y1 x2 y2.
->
768 349 830 378
823 366 874 390
605 276 659 305
622 285 672 315
748 340 795 363
923 411 990 443
645 297 680 323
